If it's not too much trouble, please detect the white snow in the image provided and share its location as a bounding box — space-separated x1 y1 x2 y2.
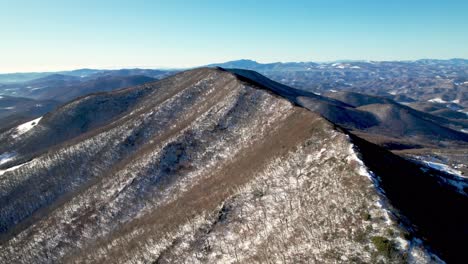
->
461 129 468 134
350 66 361 69
422 160 465 178
346 143 375 181
0 95 3 99
428 97 447 103
0 157 37 177
0 152 16 165
1 106 15 110
332 63 349 69
13 116 42 138
451 99 460 104
329 89 337 92
408 238 444 263
416 158 467 194
0 162 26 176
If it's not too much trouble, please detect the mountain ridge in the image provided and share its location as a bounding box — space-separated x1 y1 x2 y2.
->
0 67 466 263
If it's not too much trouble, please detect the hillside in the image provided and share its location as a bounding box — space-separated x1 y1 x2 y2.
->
0 95 60 131
0 95 59 119
0 75 157 102
0 68 466 263
228 71 468 149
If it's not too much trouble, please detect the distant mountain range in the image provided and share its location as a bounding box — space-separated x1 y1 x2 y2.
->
0 68 176 83
210 59 468 108
0 59 466 167
227 69 467 149
0 70 176 130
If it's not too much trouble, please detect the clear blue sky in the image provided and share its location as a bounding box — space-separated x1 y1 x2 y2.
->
1 0 467 72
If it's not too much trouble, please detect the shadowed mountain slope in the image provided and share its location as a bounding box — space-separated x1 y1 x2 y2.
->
324 91 395 107
22 75 156 102
406 101 467 121
0 95 59 120
0 68 465 263
0 95 61 132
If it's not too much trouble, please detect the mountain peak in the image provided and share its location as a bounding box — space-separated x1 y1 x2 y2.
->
207 59 260 68
0 67 465 263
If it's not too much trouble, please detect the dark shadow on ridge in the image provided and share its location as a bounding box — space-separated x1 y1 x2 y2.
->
349 134 468 264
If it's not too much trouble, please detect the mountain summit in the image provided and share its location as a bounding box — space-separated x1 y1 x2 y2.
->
0 68 465 263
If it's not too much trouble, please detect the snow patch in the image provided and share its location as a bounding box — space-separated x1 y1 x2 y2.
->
13 116 42 138
408 238 444 263
414 157 468 194
0 162 27 176
0 152 16 165
428 97 447 104
332 63 350 69
421 160 465 178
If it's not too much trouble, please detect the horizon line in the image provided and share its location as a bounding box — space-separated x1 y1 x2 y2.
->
0 57 467 75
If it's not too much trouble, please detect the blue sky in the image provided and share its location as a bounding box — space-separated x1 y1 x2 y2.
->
0 0 467 72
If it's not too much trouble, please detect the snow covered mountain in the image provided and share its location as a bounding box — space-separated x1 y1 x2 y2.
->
0 68 466 263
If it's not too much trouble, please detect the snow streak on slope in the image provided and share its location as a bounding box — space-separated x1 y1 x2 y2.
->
422 160 465 178
428 98 447 104
0 152 15 165
13 116 42 138
406 155 468 196
0 162 26 177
